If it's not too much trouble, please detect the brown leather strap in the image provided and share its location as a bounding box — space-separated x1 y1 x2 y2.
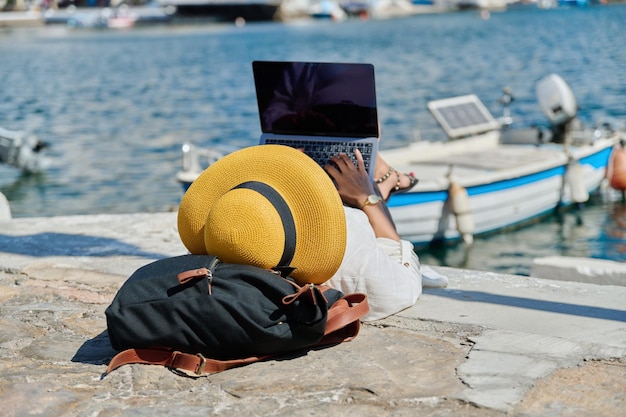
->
317 293 368 346
105 348 267 376
324 293 368 336
177 268 209 285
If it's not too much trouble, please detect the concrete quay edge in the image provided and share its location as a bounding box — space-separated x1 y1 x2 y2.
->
531 255 626 286
0 11 43 27
0 212 624 416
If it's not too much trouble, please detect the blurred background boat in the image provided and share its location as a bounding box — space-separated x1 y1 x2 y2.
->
0 127 48 220
0 127 48 174
42 4 176 28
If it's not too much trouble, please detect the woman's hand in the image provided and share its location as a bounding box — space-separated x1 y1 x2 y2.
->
324 149 375 208
325 149 401 241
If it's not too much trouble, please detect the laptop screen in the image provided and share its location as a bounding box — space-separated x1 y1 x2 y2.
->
252 61 379 138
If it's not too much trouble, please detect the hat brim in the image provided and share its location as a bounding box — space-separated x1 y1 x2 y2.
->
177 145 347 284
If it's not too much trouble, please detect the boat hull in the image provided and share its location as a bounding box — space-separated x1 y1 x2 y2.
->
165 0 280 21
384 137 616 246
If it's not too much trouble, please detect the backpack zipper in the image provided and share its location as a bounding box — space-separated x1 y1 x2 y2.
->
176 258 221 295
206 257 220 295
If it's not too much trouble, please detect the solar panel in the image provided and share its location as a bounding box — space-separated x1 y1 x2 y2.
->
427 94 500 139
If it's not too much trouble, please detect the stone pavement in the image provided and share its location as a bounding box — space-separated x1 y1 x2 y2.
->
0 212 625 417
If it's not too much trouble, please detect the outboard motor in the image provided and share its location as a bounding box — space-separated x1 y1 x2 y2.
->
0 127 48 173
536 74 578 143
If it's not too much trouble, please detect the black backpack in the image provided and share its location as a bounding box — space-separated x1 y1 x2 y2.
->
105 254 368 376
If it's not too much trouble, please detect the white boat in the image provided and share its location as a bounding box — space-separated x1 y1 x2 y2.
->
309 0 348 20
44 5 175 28
382 123 620 246
176 73 626 247
0 127 48 220
0 127 48 174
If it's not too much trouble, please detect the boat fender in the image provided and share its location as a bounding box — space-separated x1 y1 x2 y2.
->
607 143 626 191
565 160 589 204
448 182 474 245
0 192 11 221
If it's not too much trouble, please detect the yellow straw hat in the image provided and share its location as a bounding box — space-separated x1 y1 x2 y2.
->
177 144 347 285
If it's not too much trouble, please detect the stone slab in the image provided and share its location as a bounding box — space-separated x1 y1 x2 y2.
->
531 255 626 286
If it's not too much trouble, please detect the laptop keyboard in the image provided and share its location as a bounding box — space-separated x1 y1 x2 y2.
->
263 138 375 174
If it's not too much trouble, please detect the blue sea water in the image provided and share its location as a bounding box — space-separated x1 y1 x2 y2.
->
1 5 625 275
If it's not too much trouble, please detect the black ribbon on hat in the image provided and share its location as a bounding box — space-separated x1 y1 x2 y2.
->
234 181 297 277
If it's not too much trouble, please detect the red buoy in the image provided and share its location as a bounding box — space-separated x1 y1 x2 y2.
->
607 143 626 191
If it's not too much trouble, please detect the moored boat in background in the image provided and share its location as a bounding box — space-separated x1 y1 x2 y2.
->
0 127 48 174
0 127 48 220
43 4 176 28
382 74 624 246
160 0 282 21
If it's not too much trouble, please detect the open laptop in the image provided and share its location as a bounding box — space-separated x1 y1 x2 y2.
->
253 61 380 180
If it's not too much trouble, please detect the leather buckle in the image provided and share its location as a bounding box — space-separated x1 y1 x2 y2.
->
195 353 206 375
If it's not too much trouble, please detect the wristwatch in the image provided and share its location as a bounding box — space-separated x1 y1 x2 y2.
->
359 194 382 209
